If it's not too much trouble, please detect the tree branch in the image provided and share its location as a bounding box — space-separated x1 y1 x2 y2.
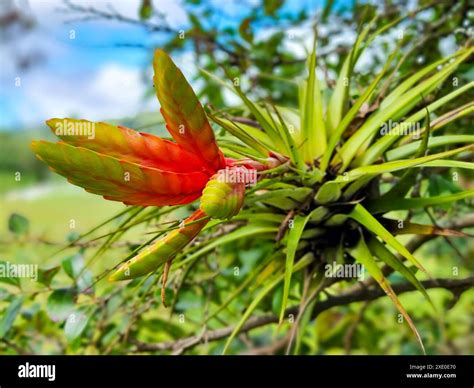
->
131 276 474 353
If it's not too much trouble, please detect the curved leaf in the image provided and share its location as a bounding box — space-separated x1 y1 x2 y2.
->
336 144 473 183
153 49 225 172
31 140 207 206
46 118 206 173
109 209 209 281
386 135 474 161
367 190 474 214
348 236 425 354
349 204 428 273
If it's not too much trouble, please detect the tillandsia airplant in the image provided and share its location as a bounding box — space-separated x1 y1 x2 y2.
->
31 50 284 281
32 22 473 353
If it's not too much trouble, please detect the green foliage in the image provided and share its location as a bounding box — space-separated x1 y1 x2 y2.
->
8 213 29 236
46 289 76 323
0 296 23 338
64 306 94 343
1 0 473 356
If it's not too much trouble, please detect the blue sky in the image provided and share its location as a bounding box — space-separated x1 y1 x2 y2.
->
0 0 348 130
1 0 185 129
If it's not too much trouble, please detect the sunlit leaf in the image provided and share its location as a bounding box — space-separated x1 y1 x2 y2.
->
348 235 425 354
0 296 23 338
349 204 427 273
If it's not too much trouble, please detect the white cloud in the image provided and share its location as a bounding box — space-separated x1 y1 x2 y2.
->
16 63 156 125
2 0 191 127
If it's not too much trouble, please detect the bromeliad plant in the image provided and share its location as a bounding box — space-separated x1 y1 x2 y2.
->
32 50 282 280
32 25 473 353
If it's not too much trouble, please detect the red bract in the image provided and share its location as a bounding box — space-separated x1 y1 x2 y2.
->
31 50 278 286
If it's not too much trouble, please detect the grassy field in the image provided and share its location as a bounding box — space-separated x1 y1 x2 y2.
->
1 184 122 235
0 180 145 282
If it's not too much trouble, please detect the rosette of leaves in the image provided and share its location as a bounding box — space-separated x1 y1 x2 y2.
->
32 19 473 354
187 26 473 353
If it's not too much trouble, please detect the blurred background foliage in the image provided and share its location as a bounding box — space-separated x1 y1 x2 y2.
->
0 0 473 355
